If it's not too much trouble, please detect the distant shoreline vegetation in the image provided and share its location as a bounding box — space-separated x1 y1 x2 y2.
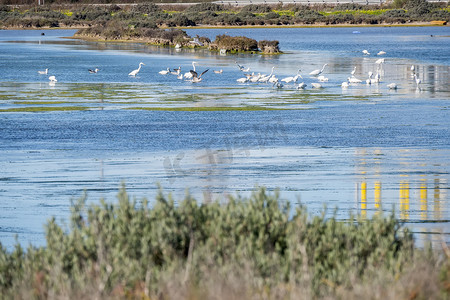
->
1 1 449 52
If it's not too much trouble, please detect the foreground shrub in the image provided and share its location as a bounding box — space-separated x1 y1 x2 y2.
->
0 186 447 299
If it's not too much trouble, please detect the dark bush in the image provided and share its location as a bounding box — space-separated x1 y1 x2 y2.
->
428 9 450 21
295 9 325 24
241 4 272 13
265 12 279 19
258 40 280 53
333 4 365 11
215 34 258 52
185 3 224 13
168 15 195 27
403 0 435 16
382 9 408 18
131 3 162 14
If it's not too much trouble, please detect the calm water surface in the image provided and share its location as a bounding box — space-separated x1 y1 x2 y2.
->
0 27 449 250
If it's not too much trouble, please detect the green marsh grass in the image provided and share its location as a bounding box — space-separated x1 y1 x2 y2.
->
0 186 447 299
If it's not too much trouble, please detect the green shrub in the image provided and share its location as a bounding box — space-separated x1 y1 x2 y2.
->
241 4 272 13
0 186 448 299
185 3 224 13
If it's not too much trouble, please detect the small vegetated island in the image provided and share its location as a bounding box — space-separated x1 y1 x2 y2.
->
1 0 449 54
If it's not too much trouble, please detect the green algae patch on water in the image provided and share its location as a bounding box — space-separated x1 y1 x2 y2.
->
125 106 288 111
0 106 89 112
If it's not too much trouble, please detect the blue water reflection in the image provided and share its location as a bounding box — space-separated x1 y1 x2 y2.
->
0 28 449 250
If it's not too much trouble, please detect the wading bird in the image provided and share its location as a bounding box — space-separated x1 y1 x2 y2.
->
184 62 197 79
159 67 170 75
235 61 250 72
129 62 145 76
309 64 327 76
214 69 223 74
362 49 370 55
38 68 48 75
281 69 302 84
351 66 356 76
259 67 276 83
387 83 398 90
377 51 386 56
190 69 209 83
297 82 307 90
414 74 421 88
348 76 362 84
48 75 57 82
311 82 322 89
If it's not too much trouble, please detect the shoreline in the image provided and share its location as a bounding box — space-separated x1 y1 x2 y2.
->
1 21 447 31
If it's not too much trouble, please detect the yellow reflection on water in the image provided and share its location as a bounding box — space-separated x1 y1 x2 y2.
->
399 180 410 220
361 181 367 219
420 178 427 220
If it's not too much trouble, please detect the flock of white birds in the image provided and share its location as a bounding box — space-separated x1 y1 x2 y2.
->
37 49 423 91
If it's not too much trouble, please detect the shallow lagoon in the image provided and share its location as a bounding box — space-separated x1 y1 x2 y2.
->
0 27 449 249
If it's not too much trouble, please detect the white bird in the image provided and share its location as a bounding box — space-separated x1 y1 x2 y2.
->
236 77 248 83
89 68 99 73
214 69 223 74
375 58 385 65
190 69 209 83
317 75 329 82
377 51 386 56
341 81 349 88
297 82 307 89
250 73 262 83
170 67 181 75
38 68 48 75
368 71 373 79
235 61 250 72
311 83 322 89
362 50 370 55
268 75 278 84
48 75 57 82
184 62 197 79
414 74 421 87
411 65 415 72
348 76 362 84
159 67 170 75
366 78 379 85
387 83 398 90
129 62 145 76
351 66 356 76
281 69 302 83
309 64 327 76
259 67 276 83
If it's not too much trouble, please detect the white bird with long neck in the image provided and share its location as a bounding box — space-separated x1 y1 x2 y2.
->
414 74 421 88
184 62 197 79
38 68 48 75
309 64 327 76
281 69 302 83
258 67 276 83
129 62 145 76
351 66 356 76
48 75 57 82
